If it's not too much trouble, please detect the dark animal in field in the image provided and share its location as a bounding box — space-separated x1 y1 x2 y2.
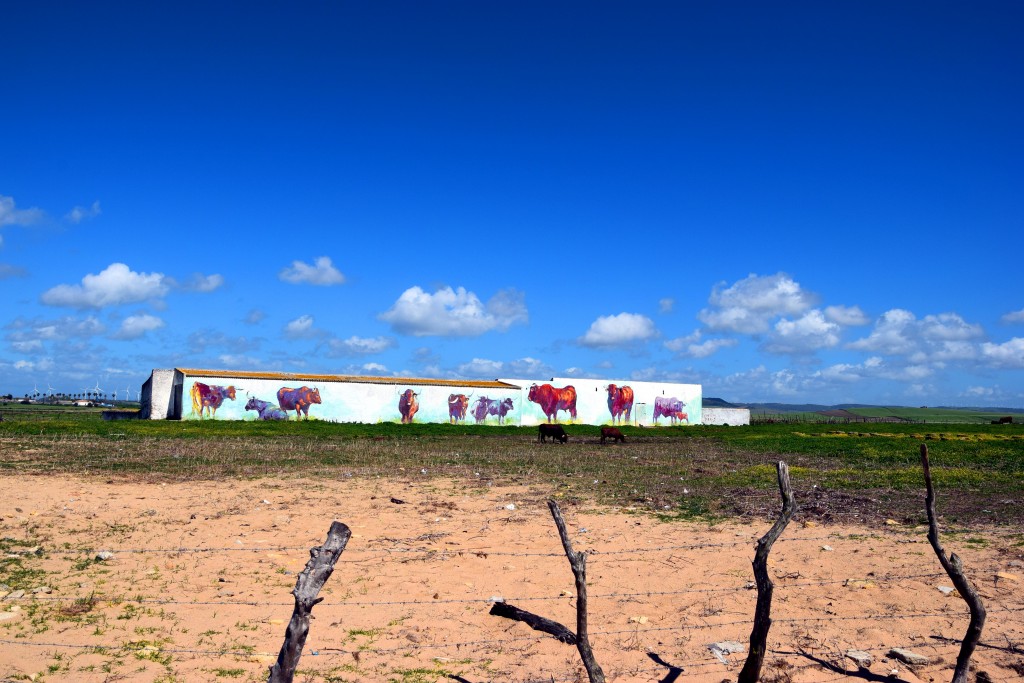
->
244 396 288 421
448 393 470 424
653 396 688 425
605 384 634 425
472 396 515 424
538 423 568 443
600 426 625 444
277 386 321 420
991 416 1014 424
190 382 237 418
528 383 577 423
398 389 419 424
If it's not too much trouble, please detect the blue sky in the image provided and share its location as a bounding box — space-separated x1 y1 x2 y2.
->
2 2 1022 406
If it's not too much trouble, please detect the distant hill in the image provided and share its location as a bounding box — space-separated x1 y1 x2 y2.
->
701 399 1024 416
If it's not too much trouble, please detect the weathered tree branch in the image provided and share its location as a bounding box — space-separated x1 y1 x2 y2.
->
548 499 606 683
921 444 986 683
489 601 578 644
268 520 351 683
738 461 795 683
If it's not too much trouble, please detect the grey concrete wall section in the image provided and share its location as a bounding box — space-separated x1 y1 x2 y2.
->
142 369 178 420
702 407 750 426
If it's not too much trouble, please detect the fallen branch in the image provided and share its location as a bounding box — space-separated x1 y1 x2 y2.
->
738 461 795 683
548 499 606 683
921 444 986 683
489 601 577 644
268 520 352 683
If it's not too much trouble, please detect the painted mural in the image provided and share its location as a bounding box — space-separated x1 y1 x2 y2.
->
180 372 700 426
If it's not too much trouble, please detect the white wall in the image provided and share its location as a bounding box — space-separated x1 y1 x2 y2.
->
142 369 178 419
701 407 750 426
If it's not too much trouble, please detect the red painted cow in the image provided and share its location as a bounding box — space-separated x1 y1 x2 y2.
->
605 384 634 425
448 393 470 424
398 389 419 424
277 386 321 420
527 383 577 423
190 382 237 418
653 396 688 425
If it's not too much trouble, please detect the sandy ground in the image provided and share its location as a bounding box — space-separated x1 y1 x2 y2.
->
0 474 1022 683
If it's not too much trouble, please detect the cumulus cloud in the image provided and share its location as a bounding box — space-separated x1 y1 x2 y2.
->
847 309 918 354
579 312 657 348
1001 308 1024 324
65 201 101 224
981 338 1024 368
456 356 554 379
170 272 224 292
111 314 165 340
41 263 169 309
920 313 983 341
698 273 817 334
279 256 345 286
0 195 44 227
283 314 319 339
457 358 505 377
824 305 870 326
849 309 986 363
362 362 389 374
380 286 528 337
185 330 263 354
6 316 106 346
664 329 736 358
323 335 397 357
763 310 841 354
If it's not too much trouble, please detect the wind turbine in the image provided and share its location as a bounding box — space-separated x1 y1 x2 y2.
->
125 385 133 403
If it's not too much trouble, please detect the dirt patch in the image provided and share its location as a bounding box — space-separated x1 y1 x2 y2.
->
1 474 1022 682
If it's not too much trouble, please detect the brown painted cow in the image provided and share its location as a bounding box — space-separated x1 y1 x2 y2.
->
398 389 419 424
448 393 470 424
190 382 237 418
527 383 577 423
606 384 634 425
277 386 321 420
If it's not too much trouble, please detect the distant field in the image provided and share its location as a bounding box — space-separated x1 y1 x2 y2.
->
751 405 1019 424
1 410 1022 527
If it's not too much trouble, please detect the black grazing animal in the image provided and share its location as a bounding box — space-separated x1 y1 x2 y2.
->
538 424 568 443
600 426 625 444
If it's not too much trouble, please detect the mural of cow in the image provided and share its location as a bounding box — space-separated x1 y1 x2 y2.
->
448 393 470 424
472 396 515 424
277 386 321 420
653 396 688 425
190 382 237 418
244 396 289 421
527 383 577 423
398 389 419 424
605 384 634 425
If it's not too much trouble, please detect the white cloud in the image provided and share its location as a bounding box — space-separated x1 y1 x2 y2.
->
380 286 528 337
659 298 674 314
698 273 817 334
324 335 397 357
457 358 505 377
0 195 44 227
171 272 224 292
1001 308 1024 324
362 362 388 374
981 338 1024 368
218 353 266 368
283 315 319 339
764 310 840 354
6 316 106 347
847 309 918 354
455 356 554 379
65 201 101 224
579 312 657 348
920 313 983 341
41 263 169 309
112 314 165 340
244 309 266 325
664 330 736 358
824 305 870 326
279 256 345 286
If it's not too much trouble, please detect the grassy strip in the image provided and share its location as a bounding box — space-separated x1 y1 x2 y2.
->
1 417 1022 525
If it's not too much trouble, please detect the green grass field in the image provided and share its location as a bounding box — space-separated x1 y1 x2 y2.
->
1 407 1022 527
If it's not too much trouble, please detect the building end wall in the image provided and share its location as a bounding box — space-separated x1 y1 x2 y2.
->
141 369 178 419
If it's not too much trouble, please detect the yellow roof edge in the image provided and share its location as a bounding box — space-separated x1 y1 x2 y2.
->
174 368 520 389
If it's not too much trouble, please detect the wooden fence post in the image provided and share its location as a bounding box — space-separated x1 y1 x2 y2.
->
738 461 795 683
920 444 986 683
547 499 606 683
268 520 351 683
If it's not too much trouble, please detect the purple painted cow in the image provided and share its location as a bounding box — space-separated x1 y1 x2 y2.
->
653 396 688 425
472 396 515 424
190 382 236 418
245 396 289 421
